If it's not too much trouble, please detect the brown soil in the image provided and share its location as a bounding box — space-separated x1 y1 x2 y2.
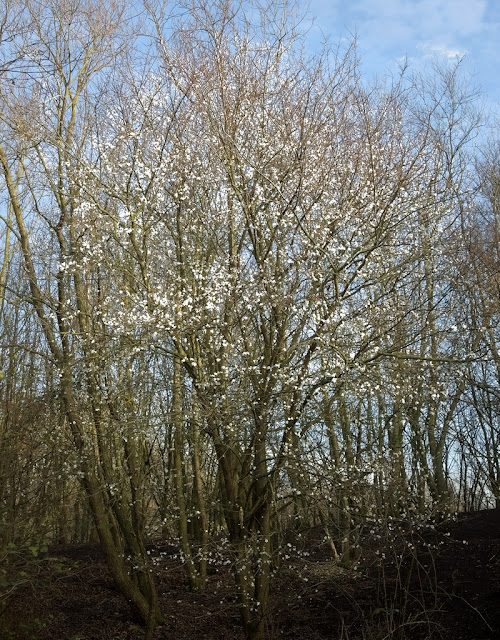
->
1 509 499 640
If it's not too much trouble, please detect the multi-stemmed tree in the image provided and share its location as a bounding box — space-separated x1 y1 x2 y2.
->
0 1 495 639
0 0 164 627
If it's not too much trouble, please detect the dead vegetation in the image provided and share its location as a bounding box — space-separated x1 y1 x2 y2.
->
1 509 499 640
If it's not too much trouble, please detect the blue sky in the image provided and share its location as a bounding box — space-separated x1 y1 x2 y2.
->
306 0 499 110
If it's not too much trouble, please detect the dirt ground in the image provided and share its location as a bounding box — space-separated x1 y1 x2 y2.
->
1 509 499 640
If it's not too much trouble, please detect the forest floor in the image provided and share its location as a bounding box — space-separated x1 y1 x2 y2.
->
1 509 499 640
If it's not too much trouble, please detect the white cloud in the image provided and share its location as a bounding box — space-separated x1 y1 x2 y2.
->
313 0 489 60
350 0 488 39
307 0 499 104
416 43 467 60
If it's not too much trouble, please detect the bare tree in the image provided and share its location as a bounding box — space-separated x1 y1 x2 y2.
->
0 0 164 627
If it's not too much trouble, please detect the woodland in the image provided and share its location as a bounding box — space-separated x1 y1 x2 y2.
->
0 1 499 639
